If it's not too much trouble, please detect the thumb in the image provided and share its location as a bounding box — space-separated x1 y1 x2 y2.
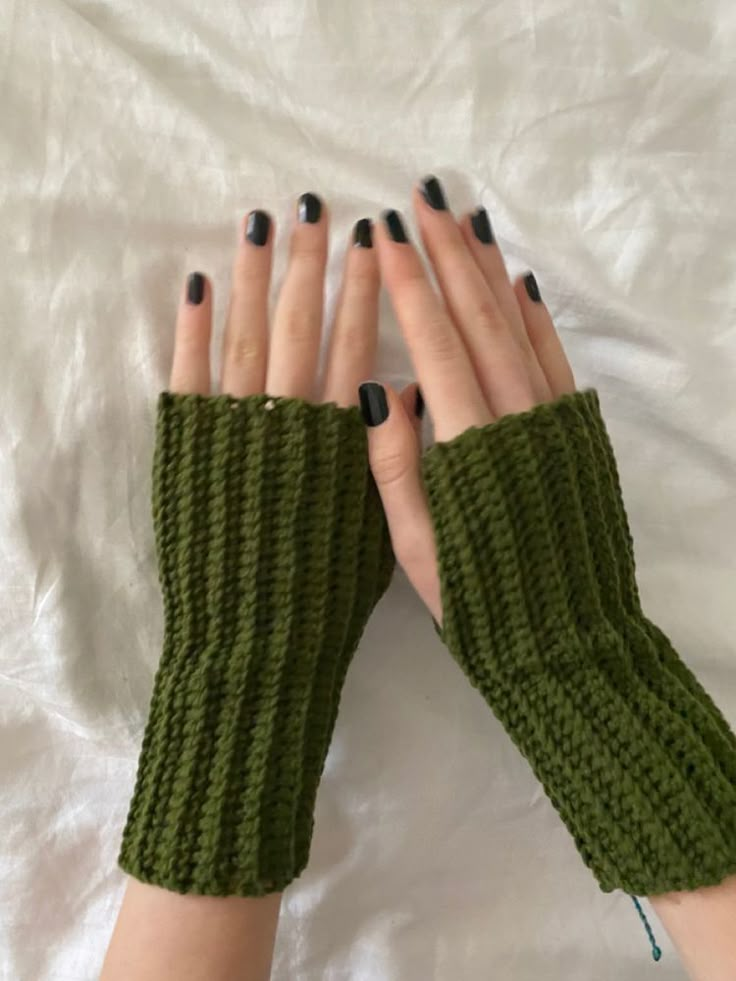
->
358 381 442 622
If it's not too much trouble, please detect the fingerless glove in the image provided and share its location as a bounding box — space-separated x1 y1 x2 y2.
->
422 389 736 896
119 393 394 897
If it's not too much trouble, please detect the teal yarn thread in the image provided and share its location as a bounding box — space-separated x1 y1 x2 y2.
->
630 895 662 962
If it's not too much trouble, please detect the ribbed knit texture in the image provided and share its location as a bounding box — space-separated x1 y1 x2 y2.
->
422 389 736 895
119 392 394 897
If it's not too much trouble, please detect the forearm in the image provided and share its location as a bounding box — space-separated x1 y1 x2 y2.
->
651 874 736 981
360 181 736 977
101 879 281 981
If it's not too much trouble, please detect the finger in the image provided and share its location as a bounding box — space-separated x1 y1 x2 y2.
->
169 272 212 395
321 219 379 407
413 178 535 419
514 272 576 397
266 193 327 400
460 208 552 403
374 209 492 443
221 211 273 397
359 381 442 621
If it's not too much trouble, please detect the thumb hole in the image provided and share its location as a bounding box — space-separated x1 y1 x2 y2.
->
362 382 442 622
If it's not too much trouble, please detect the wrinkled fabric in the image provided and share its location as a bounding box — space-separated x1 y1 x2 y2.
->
2 1 735 978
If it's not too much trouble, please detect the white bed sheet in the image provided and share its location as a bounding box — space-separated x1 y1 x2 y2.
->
2 1 736 978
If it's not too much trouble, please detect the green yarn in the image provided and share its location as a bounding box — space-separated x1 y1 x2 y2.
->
422 389 736 895
119 392 394 897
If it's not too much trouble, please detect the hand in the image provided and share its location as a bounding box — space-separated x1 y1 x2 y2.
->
364 178 736 980
361 176 575 622
104 196 394 981
171 197 381 407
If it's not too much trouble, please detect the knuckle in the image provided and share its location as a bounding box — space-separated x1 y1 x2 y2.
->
175 325 208 353
231 253 270 293
424 318 461 362
225 334 263 368
232 270 266 296
345 266 380 294
371 445 413 488
396 269 428 295
233 253 268 285
441 239 470 268
289 241 327 267
391 273 429 312
470 296 505 334
331 324 373 360
282 309 321 346
432 239 474 282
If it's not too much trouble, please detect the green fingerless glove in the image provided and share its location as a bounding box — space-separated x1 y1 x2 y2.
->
422 389 736 896
119 393 394 897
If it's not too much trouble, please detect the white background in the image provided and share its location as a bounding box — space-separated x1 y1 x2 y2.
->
2 1 735 978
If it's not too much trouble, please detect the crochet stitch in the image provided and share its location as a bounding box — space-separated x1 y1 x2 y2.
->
119 392 394 896
422 389 736 895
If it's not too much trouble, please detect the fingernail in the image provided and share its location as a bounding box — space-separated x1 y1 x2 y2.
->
353 217 373 248
246 210 270 246
414 386 425 420
359 382 389 427
382 209 409 243
298 192 322 223
524 272 542 302
420 175 448 211
471 207 494 245
186 272 205 305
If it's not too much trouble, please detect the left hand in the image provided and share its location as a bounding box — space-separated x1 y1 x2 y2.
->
361 176 576 622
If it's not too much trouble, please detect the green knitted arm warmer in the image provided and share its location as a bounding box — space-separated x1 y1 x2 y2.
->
422 389 736 896
119 393 394 897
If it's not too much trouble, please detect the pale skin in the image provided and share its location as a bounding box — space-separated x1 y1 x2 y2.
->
102 201 392 981
102 186 736 981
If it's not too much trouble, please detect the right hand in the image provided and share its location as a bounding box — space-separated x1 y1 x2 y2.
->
361 176 576 622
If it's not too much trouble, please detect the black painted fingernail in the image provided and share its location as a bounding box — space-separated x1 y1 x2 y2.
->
359 382 389 427
414 386 425 420
524 272 541 302
382 209 408 243
471 207 494 245
298 192 321 223
186 272 205 305
246 210 270 246
420 175 448 211
353 217 373 248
